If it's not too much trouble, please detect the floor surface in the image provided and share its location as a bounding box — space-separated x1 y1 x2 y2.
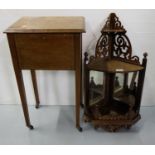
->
0 105 154 145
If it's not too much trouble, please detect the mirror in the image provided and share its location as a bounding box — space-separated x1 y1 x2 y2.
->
114 73 124 93
89 71 105 106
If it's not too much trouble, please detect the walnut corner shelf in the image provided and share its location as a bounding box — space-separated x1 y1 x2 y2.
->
83 13 148 132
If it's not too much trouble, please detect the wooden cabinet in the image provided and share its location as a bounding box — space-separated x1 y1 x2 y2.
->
4 16 85 131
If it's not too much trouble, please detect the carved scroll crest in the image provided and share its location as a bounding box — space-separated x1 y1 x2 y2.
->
92 13 140 65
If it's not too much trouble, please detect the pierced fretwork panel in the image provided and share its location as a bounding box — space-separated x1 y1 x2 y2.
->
95 33 109 58
113 33 140 65
113 34 131 59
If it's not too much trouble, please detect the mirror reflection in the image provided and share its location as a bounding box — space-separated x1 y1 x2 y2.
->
89 71 104 106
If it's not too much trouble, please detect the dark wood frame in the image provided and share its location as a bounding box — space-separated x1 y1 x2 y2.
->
83 13 148 132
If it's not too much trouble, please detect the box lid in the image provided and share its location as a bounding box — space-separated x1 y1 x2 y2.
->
4 16 85 33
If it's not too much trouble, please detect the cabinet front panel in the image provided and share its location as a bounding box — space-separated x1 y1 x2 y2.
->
14 34 75 70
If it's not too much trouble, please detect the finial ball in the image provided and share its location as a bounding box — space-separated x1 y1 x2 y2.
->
143 52 148 58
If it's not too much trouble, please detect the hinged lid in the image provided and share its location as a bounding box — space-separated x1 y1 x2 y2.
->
4 16 85 33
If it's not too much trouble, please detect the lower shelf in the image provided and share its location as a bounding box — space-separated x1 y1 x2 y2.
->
84 93 140 132
83 113 141 132
93 114 141 132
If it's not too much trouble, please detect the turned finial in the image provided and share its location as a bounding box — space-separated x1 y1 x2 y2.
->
143 52 148 58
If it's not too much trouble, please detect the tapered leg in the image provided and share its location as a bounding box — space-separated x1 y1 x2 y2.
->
7 34 33 129
80 60 84 109
31 70 40 108
76 71 82 132
15 70 34 129
75 34 82 132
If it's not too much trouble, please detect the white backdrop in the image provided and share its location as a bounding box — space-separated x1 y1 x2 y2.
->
0 9 154 106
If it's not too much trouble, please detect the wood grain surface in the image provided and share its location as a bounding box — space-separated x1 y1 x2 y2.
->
4 16 85 33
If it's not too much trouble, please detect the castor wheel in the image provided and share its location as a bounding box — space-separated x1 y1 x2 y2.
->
35 104 39 109
78 127 83 132
28 125 34 130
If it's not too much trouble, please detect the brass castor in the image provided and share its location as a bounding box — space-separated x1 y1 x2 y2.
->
35 105 39 109
28 125 34 130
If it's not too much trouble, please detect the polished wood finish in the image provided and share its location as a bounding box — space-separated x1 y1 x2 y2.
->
5 17 85 131
74 34 82 131
7 34 33 129
14 33 75 70
31 70 40 108
88 58 143 73
4 16 85 33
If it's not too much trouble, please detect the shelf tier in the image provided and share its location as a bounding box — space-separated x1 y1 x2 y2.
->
92 114 141 132
84 93 139 132
87 91 137 120
88 58 143 73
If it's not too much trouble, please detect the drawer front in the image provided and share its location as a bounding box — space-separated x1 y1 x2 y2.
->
14 34 75 70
